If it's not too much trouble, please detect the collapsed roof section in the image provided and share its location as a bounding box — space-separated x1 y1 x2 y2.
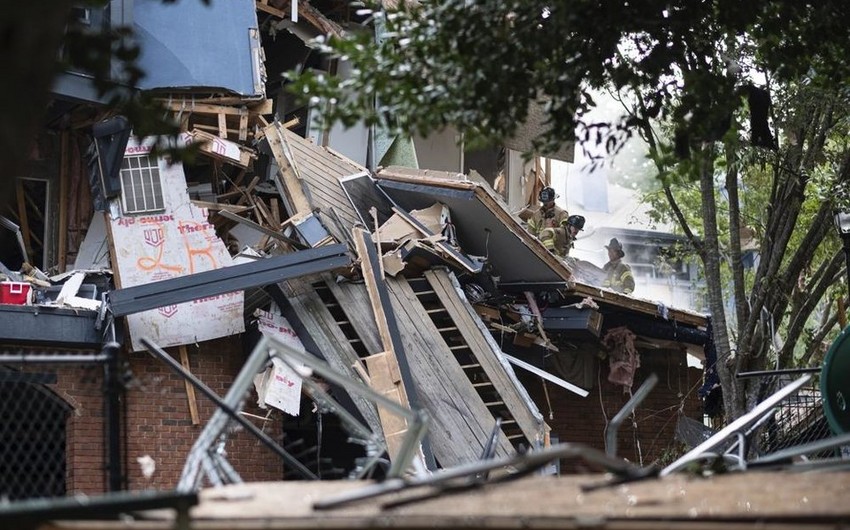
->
371 166 708 329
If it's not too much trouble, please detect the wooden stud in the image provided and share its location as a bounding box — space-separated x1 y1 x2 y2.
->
179 345 201 425
239 111 249 142
15 179 32 264
270 197 281 227
218 112 228 139
235 176 261 206
251 196 276 228
57 131 69 272
263 121 312 216
158 98 273 115
193 123 253 138
256 0 287 19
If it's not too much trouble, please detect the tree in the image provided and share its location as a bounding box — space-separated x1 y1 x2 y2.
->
289 0 850 420
638 85 850 420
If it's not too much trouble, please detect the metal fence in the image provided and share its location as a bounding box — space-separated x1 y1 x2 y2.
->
759 374 835 458
0 348 121 501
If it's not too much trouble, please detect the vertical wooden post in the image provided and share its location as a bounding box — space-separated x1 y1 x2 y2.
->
57 131 69 272
179 345 201 426
16 179 32 264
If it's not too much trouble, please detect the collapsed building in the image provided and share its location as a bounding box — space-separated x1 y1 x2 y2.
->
0 0 710 498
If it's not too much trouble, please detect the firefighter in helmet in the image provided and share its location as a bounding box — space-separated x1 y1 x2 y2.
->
518 187 573 257
565 214 585 255
602 237 635 294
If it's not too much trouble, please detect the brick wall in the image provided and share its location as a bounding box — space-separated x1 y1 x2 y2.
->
123 334 284 490
8 335 285 496
520 347 703 470
60 365 107 494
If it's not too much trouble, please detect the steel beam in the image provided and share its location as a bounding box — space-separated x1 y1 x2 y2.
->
108 244 350 316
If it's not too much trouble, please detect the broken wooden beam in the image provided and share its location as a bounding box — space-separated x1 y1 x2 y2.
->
191 129 257 169
352 227 433 469
178 345 201 425
263 121 312 216
255 0 345 38
216 209 306 250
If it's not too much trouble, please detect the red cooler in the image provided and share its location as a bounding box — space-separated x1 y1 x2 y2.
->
0 282 31 305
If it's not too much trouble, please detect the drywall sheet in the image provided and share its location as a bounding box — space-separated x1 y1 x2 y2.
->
109 136 244 352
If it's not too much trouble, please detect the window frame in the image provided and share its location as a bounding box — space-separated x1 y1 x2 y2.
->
119 154 166 215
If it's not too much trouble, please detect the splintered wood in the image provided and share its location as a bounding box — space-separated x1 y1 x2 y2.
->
352 227 413 463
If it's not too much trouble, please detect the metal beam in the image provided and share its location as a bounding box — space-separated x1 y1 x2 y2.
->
108 244 350 316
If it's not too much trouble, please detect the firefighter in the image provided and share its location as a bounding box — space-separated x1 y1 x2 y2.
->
602 237 635 294
565 214 585 255
519 187 570 257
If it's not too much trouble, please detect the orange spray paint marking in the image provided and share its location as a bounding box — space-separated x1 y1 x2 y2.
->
137 225 184 273
178 221 218 274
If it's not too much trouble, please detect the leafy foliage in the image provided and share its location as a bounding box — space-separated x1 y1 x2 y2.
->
289 0 850 158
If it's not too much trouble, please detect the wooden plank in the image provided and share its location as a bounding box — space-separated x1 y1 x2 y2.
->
194 123 255 138
251 196 276 228
424 269 546 446
352 229 403 385
189 200 251 214
270 198 280 227
218 112 227 138
363 351 411 462
235 176 260 207
216 210 304 249
256 0 287 18
57 131 69 272
353 228 438 468
158 99 274 117
263 121 312 216
254 0 346 39
238 112 249 142
179 345 201 425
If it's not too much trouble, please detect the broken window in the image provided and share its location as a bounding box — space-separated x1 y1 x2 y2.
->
120 155 165 214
